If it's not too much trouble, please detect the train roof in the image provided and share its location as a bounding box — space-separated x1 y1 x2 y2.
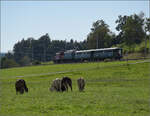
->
56 47 122 54
65 50 75 53
76 47 122 53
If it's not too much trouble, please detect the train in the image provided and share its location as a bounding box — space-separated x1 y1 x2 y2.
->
53 47 123 63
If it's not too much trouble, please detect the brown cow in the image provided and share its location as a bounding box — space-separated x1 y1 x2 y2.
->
15 79 28 94
77 77 85 91
50 78 62 92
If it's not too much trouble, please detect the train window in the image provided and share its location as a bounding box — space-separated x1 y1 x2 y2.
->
104 50 112 53
95 51 102 53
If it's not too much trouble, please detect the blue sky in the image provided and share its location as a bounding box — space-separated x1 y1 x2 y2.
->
1 1 149 52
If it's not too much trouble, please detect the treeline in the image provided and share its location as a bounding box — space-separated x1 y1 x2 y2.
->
13 34 87 62
1 35 88 68
1 12 150 68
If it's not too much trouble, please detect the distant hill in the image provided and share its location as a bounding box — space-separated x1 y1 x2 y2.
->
0 53 6 58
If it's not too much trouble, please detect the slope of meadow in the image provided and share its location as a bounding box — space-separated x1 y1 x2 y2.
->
0 60 150 116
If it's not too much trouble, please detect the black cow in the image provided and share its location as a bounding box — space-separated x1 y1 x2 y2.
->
15 79 28 94
61 77 72 91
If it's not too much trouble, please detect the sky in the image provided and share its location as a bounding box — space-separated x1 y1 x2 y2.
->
1 1 149 53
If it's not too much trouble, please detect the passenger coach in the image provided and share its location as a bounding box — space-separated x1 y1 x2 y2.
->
53 47 123 63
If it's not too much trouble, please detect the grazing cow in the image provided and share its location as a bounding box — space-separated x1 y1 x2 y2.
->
50 77 72 92
77 77 85 91
15 79 28 94
61 77 72 91
50 78 62 92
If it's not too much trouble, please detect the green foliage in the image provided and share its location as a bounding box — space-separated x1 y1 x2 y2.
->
116 12 145 46
115 39 150 54
145 18 150 33
19 56 31 66
0 57 19 68
32 60 41 65
104 58 112 62
87 20 114 49
0 60 149 116
13 34 88 64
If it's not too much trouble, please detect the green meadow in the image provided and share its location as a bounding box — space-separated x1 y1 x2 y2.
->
0 60 150 116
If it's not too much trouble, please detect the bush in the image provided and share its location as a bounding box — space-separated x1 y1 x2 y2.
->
0 57 19 68
104 58 112 62
32 60 41 65
19 56 31 66
139 46 149 53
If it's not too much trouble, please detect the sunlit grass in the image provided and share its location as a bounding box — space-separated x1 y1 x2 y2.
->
0 60 149 116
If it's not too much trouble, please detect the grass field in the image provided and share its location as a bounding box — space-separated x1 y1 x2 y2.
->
0 60 150 116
